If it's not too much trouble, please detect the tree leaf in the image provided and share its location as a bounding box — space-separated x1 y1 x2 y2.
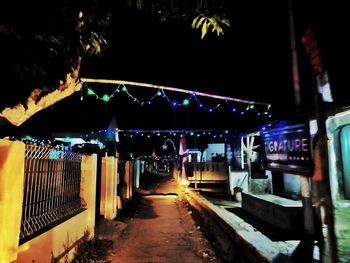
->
201 20 208 39
216 25 224 36
92 38 101 54
208 18 218 32
220 18 231 27
196 17 206 29
191 15 201 29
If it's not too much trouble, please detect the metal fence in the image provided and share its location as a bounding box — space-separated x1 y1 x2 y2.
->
20 144 83 240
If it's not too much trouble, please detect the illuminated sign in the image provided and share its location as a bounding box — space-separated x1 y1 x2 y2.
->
261 119 312 176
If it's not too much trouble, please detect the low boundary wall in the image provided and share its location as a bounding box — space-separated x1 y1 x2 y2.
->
0 138 97 263
183 190 293 263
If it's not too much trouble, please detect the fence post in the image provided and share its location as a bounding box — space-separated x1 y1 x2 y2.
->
100 156 117 220
125 161 133 199
0 139 25 263
133 160 140 189
81 154 98 238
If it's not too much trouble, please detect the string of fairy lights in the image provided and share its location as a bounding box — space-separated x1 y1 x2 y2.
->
9 129 235 153
9 135 68 149
67 128 235 141
12 79 273 147
114 129 231 139
7 78 271 150
80 78 273 118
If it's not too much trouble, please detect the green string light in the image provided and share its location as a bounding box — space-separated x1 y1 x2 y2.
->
83 84 272 118
102 94 110 102
87 88 95 96
182 99 190 106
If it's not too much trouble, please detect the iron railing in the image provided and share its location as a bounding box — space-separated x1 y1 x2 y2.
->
20 144 83 240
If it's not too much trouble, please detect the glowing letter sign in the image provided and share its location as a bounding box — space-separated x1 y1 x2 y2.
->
261 120 312 176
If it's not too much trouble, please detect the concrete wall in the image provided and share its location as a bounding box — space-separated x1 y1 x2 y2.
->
184 189 292 263
133 160 141 188
241 192 303 231
17 154 97 263
189 161 228 182
0 139 25 263
17 210 91 263
228 170 249 195
81 154 98 233
283 173 301 197
125 160 133 199
100 156 117 220
0 139 98 263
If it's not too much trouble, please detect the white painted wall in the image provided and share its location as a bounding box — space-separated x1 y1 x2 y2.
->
206 143 225 161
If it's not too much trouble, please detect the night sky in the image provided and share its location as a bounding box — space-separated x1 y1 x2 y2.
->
15 1 350 136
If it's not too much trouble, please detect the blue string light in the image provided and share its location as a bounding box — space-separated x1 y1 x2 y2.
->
82 82 272 118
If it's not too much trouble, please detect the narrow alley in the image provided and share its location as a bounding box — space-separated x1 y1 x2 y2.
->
95 174 221 263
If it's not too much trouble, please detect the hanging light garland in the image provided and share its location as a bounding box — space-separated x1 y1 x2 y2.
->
86 128 233 140
80 78 272 118
10 128 233 151
9 135 68 150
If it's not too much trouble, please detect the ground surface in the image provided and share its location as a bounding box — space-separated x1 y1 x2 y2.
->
95 173 221 263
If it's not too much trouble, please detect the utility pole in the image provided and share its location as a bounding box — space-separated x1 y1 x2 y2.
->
291 0 338 259
312 80 338 263
288 3 317 262
301 26 338 262
288 0 301 108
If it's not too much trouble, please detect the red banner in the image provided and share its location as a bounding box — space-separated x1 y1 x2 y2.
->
301 28 323 75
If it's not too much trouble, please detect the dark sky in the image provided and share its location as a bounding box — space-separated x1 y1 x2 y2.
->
19 1 350 135
82 1 293 108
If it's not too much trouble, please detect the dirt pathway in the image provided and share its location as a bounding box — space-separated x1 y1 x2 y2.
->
104 176 220 263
